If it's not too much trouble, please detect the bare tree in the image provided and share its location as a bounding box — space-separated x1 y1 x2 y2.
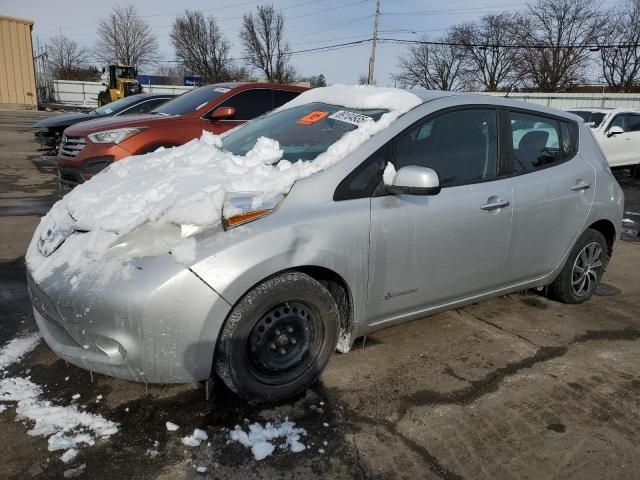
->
450 14 520 91
95 5 159 69
358 73 370 85
240 4 295 83
47 33 98 81
512 0 601 91
598 0 640 92
393 35 465 91
171 11 243 83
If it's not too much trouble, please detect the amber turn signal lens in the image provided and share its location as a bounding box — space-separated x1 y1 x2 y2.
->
224 209 271 228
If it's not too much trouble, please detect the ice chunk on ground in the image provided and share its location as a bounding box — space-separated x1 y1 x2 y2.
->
63 464 86 478
228 419 307 461
60 448 78 463
0 376 118 453
25 85 422 286
166 421 179 431
0 333 40 370
251 441 275 461
71 394 80 400
0 405 6 413
196 466 207 473
182 428 208 447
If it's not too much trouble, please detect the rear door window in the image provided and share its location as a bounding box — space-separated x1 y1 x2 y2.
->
627 114 640 132
217 89 274 120
509 112 562 173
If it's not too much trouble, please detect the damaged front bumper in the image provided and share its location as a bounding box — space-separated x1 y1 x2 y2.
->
27 255 231 383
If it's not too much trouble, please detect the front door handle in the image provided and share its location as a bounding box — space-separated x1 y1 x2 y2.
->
570 181 591 192
480 199 510 211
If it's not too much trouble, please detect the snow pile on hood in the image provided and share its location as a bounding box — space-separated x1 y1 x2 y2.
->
229 419 307 461
27 85 421 285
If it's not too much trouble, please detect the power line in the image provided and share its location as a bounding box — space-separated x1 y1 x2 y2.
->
378 37 640 50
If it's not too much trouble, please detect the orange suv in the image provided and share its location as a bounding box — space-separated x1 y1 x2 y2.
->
57 82 307 191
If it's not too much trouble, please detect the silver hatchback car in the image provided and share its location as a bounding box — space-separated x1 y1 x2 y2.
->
27 87 623 402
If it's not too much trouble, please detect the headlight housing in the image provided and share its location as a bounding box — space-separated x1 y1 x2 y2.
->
222 192 284 229
88 127 145 144
107 222 202 259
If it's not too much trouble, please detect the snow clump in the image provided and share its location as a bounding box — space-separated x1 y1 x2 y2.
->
228 418 307 461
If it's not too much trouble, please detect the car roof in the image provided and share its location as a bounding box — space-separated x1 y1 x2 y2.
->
566 107 635 114
194 82 308 92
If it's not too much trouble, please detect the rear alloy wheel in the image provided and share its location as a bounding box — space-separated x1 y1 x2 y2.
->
215 272 339 403
548 229 608 304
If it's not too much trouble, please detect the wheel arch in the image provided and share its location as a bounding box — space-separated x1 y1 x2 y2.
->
213 264 355 366
587 219 617 256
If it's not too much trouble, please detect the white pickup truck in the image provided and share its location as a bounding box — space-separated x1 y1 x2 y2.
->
567 107 640 178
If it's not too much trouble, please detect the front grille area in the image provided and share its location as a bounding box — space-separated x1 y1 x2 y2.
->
59 135 86 158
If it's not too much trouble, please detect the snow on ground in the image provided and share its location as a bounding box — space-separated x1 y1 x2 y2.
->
166 421 180 431
182 428 208 447
228 419 307 461
26 85 422 286
0 333 40 371
0 336 118 461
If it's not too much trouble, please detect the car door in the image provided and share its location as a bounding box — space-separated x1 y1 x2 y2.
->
366 108 514 325
502 110 595 283
599 113 630 167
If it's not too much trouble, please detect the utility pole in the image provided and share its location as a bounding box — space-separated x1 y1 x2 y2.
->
367 0 380 85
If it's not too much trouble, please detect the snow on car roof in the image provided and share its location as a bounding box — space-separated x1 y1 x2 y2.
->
26 85 422 285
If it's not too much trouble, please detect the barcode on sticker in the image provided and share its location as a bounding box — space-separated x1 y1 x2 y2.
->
328 110 373 126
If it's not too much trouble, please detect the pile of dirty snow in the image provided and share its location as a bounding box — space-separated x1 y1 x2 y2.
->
26 85 421 287
0 335 118 463
0 333 40 371
228 419 307 460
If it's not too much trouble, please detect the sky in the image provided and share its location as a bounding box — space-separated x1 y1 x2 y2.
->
0 0 622 86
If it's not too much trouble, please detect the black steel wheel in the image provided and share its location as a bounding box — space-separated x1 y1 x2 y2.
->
215 272 339 403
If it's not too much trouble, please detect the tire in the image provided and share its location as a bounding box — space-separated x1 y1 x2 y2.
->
548 229 608 304
215 272 339 403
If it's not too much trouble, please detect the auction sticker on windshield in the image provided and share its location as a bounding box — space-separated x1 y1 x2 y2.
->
297 111 329 125
328 110 373 126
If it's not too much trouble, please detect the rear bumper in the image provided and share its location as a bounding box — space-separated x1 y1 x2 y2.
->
27 255 232 383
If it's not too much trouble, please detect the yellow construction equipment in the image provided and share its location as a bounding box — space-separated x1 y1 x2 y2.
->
97 65 142 106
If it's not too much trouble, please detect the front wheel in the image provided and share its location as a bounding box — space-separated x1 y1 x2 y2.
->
548 229 609 304
215 272 339 403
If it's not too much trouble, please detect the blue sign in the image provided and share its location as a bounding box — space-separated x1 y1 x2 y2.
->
184 76 202 87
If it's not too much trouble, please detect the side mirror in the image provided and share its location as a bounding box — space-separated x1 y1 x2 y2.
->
385 165 441 196
607 126 624 137
210 106 236 120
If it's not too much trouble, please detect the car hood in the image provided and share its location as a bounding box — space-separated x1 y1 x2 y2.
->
63 114 175 135
33 112 98 129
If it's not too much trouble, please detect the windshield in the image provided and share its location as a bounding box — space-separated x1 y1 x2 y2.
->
222 102 388 162
93 95 147 116
568 110 606 128
152 86 228 116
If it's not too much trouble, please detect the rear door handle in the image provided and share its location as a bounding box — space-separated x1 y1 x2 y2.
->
480 199 510 211
570 181 591 192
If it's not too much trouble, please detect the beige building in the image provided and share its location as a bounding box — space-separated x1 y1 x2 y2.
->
0 15 37 109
